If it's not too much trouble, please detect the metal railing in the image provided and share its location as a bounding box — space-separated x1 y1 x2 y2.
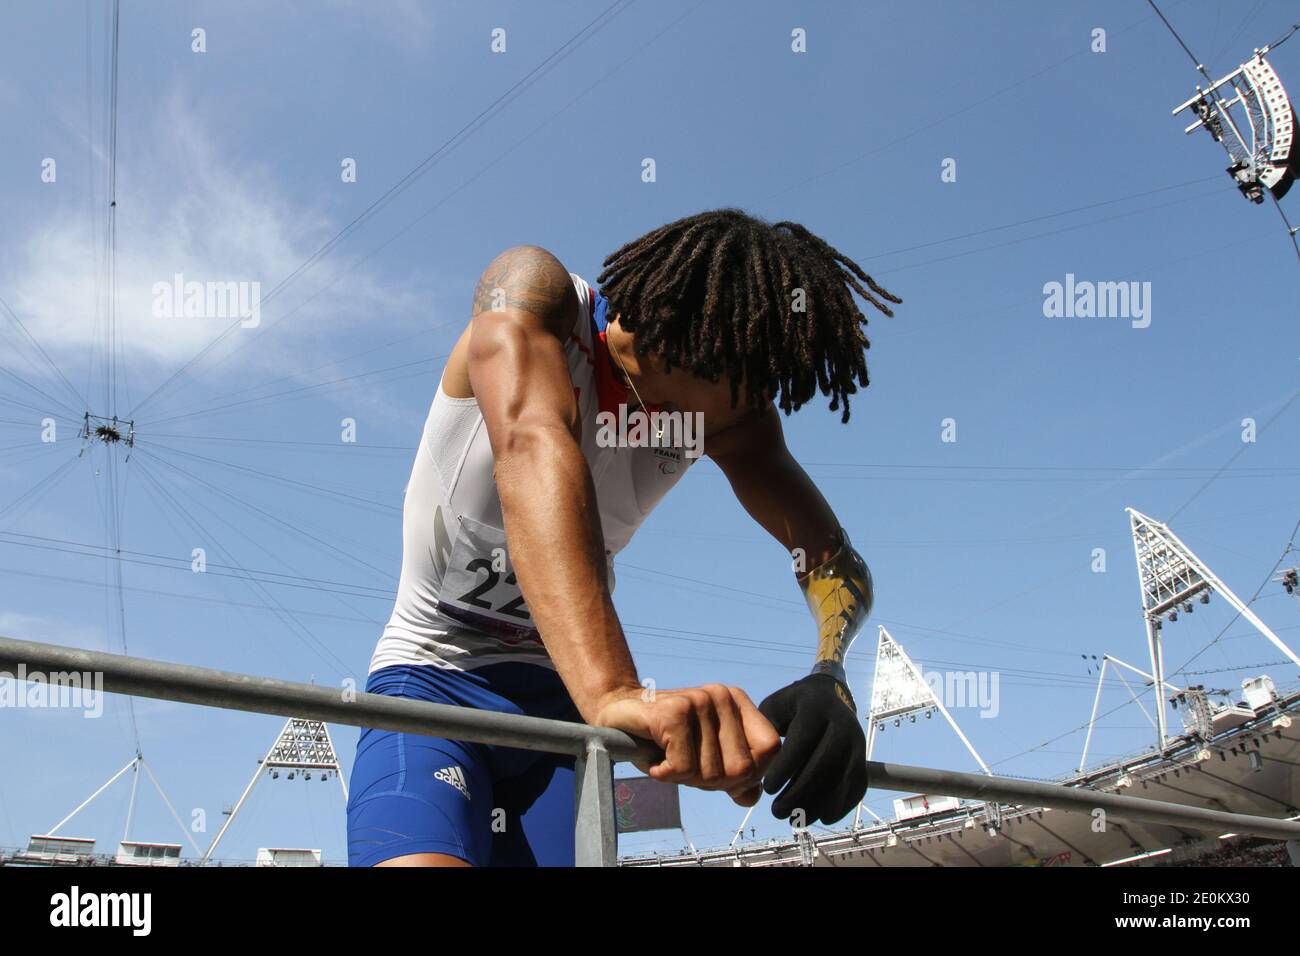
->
2 634 1299 865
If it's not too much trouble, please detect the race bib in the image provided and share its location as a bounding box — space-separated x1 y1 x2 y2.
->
435 515 539 644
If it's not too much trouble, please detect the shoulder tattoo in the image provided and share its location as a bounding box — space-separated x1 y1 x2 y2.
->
472 246 576 325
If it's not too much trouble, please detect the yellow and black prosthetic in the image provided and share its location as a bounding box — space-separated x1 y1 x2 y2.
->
797 528 873 689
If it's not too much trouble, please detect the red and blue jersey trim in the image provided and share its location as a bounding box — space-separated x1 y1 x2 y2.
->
584 285 660 416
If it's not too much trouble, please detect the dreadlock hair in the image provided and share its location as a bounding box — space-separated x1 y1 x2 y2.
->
596 208 901 423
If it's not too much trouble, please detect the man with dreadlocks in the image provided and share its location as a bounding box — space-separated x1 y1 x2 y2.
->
347 208 901 867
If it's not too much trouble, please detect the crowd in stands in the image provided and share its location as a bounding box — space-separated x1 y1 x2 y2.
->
1157 837 1291 867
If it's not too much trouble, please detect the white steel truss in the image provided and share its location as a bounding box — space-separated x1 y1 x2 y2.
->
1078 655 1184 772
865 626 990 771
853 626 991 828
730 626 992 843
44 753 203 857
1127 507 1300 750
201 717 349 864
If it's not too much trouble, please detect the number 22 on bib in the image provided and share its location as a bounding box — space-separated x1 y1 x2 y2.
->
436 515 539 645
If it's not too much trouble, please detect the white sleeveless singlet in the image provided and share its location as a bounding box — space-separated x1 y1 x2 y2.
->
368 273 694 673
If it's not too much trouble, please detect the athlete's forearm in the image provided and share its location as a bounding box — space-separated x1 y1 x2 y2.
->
708 407 840 567
728 460 874 679
715 439 840 571
493 422 640 722
710 409 873 678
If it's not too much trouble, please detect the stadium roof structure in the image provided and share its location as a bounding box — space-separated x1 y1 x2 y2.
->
621 681 1300 867
624 504 1300 868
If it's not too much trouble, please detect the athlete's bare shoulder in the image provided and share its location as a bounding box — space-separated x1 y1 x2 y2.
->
471 245 579 338
446 247 578 400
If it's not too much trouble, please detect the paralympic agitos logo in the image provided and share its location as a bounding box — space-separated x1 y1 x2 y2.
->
595 404 704 459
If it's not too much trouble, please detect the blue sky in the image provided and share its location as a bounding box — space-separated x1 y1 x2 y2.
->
1 0 1298 863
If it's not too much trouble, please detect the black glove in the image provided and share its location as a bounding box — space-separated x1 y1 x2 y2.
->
758 673 868 825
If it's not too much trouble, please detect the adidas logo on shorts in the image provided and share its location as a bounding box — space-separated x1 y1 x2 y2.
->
434 765 471 801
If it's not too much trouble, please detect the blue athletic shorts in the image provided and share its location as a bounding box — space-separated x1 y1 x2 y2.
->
347 662 583 867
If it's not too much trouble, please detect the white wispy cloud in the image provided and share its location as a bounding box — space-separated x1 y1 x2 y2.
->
5 89 430 394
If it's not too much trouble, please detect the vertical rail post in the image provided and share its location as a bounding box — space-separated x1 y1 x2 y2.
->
574 739 616 867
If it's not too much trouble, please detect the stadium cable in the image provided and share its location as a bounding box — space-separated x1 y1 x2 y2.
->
137 452 388 640
134 439 402 514
182 170 1213 423
134 0 709 419
1210 0 1268 67
142 355 449 428
0 367 81 421
1270 192 1300 263
1145 0 1213 80
149 320 461 426
1167 389 1300 522
1167 513 1300 680
82 0 100 405
132 445 394 581
763 0 1197 201
130 444 398 579
124 12 1212 430
0 451 82 524
106 0 124 414
131 454 356 678
0 530 396 597
104 434 143 752
142 433 415 454
873 186 1225 278
125 0 636 421
856 175 1220 264
0 296 86 416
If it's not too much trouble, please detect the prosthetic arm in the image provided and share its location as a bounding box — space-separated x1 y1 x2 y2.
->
800 527 874 686
757 528 873 825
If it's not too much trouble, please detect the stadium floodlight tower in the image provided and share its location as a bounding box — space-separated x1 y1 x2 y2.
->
1127 508 1300 750
852 626 992 828
865 626 991 773
202 717 348 864
728 624 992 844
